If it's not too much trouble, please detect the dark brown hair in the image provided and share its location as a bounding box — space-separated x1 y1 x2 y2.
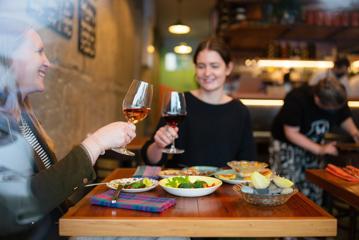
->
334 56 350 68
314 77 347 108
193 38 232 65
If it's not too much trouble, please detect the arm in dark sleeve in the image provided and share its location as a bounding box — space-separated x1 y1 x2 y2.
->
280 92 303 127
31 145 96 215
141 118 169 166
236 107 257 161
336 103 353 125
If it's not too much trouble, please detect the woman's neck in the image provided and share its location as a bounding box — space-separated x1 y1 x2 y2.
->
191 88 232 105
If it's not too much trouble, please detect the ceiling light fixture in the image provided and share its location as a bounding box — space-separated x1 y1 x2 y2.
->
174 42 192 54
168 0 191 34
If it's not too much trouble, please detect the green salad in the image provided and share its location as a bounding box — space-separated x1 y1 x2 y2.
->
165 176 214 189
123 178 153 189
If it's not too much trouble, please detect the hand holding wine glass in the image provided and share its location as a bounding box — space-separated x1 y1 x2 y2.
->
161 91 187 154
113 79 153 156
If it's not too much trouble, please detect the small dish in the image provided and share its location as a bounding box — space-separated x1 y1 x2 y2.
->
158 169 183 178
227 161 268 177
233 184 298 206
159 176 222 197
107 178 158 193
181 166 219 176
214 169 249 184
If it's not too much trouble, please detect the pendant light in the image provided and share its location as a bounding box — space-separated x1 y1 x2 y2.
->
168 0 191 34
174 42 192 54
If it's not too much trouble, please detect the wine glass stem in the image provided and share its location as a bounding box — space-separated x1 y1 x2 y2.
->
120 120 131 152
170 141 176 152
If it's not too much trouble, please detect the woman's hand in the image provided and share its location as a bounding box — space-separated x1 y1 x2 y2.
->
82 122 136 164
153 125 178 149
318 141 338 156
351 131 359 143
284 125 338 156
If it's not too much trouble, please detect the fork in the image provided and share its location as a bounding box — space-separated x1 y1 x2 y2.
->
111 184 123 203
84 182 109 187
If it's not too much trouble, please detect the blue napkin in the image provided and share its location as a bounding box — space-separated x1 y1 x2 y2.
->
91 190 176 213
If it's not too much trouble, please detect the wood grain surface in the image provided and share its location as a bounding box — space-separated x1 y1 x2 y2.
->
306 169 359 210
60 168 336 237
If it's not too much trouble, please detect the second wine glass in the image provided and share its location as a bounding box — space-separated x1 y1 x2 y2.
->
162 91 187 154
113 79 153 156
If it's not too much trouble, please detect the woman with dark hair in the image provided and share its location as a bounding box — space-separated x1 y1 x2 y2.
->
0 18 136 239
270 77 359 204
141 38 256 168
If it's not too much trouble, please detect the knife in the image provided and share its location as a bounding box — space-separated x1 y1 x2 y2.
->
111 183 123 203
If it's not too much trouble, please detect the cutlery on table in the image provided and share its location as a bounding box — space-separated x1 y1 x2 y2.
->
111 183 123 203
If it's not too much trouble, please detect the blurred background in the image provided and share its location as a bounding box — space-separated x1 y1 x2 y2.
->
1 0 359 169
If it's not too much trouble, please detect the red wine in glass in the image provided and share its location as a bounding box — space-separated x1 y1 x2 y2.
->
162 91 187 154
163 114 186 127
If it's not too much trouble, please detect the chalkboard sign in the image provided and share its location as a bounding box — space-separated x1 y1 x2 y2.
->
78 0 96 58
27 0 74 39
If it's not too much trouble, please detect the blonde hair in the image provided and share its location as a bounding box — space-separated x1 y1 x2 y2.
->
0 18 30 119
0 18 55 151
22 98 55 151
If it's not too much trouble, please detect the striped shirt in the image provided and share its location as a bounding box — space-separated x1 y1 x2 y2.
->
19 117 52 169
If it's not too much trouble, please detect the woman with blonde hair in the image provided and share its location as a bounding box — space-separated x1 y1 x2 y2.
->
0 18 136 239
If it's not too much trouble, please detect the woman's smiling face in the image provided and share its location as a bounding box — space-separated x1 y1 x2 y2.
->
195 49 232 92
12 29 50 97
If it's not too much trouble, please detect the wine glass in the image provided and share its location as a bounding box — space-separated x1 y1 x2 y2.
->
113 79 153 156
162 91 187 154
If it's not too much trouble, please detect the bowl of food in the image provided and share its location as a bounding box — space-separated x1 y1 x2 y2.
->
159 176 222 197
233 172 297 206
227 161 268 177
158 169 183 178
107 178 158 193
214 169 249 184
233 184 298 206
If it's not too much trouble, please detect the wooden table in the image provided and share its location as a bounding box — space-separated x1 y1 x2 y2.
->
60 168 336 237
306 169 359 210
306 169 359 239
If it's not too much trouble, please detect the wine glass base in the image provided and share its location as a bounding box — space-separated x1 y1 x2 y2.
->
112 147 135 156
162 148 185 154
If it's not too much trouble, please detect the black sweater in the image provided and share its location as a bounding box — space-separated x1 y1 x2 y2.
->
141 92 256 168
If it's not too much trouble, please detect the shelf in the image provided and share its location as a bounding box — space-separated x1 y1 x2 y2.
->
220 22 359 57
216 0 359 56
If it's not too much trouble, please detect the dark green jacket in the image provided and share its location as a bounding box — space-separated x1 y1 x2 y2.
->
0 113 96 238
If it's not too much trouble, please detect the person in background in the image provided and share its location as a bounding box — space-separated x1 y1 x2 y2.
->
283 68 293 93
141 38 256 168
270 77 359 204
348 73 359 97
0 18 136 239
308 56 350 93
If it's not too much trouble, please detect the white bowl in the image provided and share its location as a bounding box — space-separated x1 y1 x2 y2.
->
159 176 222 197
